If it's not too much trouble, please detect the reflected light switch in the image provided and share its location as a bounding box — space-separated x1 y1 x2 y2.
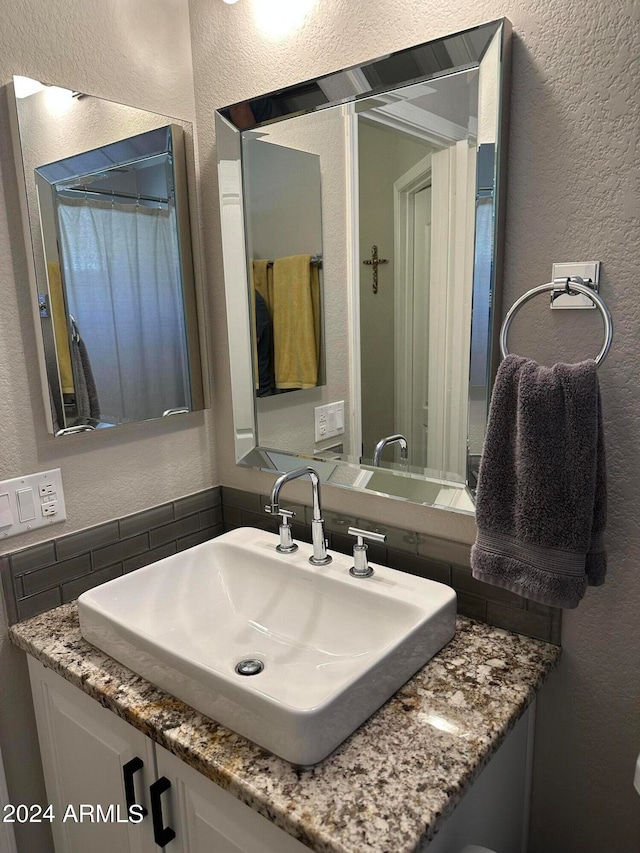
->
0 493 13 529
17 488 36 522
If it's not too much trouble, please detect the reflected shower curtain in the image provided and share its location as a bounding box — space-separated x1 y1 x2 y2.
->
57 199 191 424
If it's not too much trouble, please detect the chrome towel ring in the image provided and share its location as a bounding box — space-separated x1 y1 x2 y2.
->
499 277 613 366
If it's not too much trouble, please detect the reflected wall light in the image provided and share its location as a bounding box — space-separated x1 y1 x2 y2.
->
254 0 317 37
13 77 74 115
13 76 46 98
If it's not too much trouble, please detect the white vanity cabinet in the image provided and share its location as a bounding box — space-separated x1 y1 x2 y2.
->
28 657 157 853
28 654 535 853
27 658 308 853
154 747 306 853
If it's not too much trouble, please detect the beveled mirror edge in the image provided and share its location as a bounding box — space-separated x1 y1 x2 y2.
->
221 18 510 130
6 80 55 434
489 19 512 396
7 80 211 436
179 119 213 416
170 124 205 413
242 446 476 515
215 19 512 513
465 19 513 489
216 110 258 460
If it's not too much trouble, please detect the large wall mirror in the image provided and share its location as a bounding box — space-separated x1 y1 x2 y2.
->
8 77 205 436
216 19 510 514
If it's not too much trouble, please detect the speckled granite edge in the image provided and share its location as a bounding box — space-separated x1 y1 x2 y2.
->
10 604 560 853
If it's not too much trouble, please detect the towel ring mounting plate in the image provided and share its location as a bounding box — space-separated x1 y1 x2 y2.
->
499 278 613 366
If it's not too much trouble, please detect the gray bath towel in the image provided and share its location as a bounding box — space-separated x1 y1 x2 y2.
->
70 318 101 420
471 354 606 609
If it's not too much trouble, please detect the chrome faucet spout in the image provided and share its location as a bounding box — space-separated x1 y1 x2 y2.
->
267 467 332 566
269 467 319 516
373 434 409 467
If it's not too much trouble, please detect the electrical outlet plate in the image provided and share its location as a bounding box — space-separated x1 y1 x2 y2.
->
551 261 600 309
0 468 66 539
314 401 345 443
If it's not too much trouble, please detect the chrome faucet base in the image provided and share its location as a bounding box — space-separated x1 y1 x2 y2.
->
265 505 298 554
267 467 332 565
349 565 373 578
347 527 386 578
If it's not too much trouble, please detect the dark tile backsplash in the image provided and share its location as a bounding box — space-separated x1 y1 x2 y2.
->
1 487 223 625
220 486 562 645
0 483 561 645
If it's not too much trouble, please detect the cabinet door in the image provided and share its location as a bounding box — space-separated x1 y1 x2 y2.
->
155 745 308 853
28 657 157 853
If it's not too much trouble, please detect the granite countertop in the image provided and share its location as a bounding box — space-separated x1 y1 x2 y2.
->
10 604 560 853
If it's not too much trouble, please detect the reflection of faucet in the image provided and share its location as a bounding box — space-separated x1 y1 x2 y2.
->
265 467 332 566
373 434 408 467
55 424 96 436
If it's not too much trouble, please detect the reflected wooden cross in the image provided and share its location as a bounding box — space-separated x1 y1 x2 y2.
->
363 245 388 294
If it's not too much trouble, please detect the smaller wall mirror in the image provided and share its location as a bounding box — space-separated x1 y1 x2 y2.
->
9 78 205 436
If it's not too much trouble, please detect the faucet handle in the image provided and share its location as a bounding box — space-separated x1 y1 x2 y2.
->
347 527 386 577
347 527 386 545
265 505 298 553
264 505 295 520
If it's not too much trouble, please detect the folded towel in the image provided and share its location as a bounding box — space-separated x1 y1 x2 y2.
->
47 261 75 395
272 255 320 390
70 318 101 421
471 354 606 609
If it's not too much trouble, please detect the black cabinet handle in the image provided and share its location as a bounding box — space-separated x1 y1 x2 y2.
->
150 776 176 847
122 757 148 818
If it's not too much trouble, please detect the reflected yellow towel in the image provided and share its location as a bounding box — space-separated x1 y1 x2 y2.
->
272 255 320 390
47 261 74 394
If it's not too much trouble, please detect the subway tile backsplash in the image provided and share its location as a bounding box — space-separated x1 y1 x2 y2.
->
1 488 223 625
0 484 561 644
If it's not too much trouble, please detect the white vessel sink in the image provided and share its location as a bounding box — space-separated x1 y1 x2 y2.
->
78 527 456 765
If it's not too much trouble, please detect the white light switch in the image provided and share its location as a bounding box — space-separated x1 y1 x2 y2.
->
0 494 13 529
0 469 66 539
17 488 36 522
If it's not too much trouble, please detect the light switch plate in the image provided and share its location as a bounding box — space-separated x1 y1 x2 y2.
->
0 468 66 539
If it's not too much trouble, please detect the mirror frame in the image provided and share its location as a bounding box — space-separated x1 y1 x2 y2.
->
216 18 511 514
8 81 208 436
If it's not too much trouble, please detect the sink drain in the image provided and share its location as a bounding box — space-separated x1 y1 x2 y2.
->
235 658 264 676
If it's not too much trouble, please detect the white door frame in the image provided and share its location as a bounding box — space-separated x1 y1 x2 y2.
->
393 154 432 448
345 105 363 459
394 143 476 479
427 141 476 478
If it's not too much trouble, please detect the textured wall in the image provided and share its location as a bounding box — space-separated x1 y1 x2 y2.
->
0 0 215 550
0 2 210 850
189 1 640 851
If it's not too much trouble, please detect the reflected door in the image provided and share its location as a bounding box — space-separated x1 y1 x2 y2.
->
411 185 432 469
